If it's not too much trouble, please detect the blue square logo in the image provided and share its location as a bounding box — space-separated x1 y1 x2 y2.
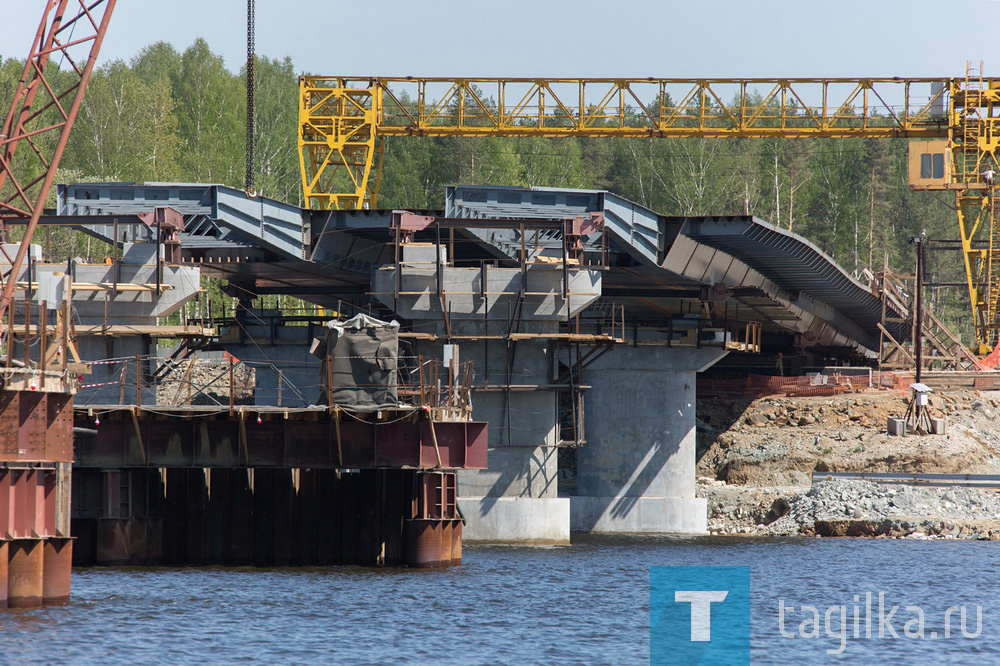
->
651 566 751 665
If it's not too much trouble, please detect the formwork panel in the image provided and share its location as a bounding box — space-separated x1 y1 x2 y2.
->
11 471 37 538
145 518 163 564
127 519 148 564
283 422 332 467
420 422 481 468
145 420 194 466
122 428 148 467
314 469 341 564
223 469 254 565
465 423 488 469
375 421 420 467
339 421 377 468
162 469 187 563
7 540 43 608
71 469 104 519
0 392 19 459
251 468 276 566
206 467 228 561
195 422 240 467
71 519 96 565
293 469 319 564
0 472 10 538
183 469 210 565
33 470 46 537
95 518 130 565
42 539 72 604
20 392 48 460
44 472 57 537
0 541 7 607
75 409 488 472
337 472 361 564
78 421 128 466
272 469 295 566
246 424 284 466
45 394 73 462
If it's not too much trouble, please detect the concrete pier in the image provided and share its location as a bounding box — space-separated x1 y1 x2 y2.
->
374 263 602 545
452 324 569 545
573 345 726 534
0 241 201 407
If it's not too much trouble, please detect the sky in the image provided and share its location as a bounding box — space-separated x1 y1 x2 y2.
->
1 0 998 79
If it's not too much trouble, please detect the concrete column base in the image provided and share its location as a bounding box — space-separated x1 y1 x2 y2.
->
571 497 708 534
458 497 570 545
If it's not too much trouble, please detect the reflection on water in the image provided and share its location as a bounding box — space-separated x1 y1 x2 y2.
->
0 536 996 664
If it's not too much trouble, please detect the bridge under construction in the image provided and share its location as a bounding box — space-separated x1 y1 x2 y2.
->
0 0 994 609
0 180 922 559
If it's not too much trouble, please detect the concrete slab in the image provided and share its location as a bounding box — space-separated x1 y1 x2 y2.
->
459 497 570 544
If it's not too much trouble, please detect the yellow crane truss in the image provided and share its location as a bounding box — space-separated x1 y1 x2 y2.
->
298 75 1000 348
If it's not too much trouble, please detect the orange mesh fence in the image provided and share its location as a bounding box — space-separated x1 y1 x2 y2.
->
884 372 915 395
980 340 1000 369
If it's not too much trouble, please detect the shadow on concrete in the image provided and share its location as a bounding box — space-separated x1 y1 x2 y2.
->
607 439 676 520
575 382 696 530
572 354 733 531
476 445 558 518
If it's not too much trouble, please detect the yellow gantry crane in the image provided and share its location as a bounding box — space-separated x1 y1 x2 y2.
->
297 73 1000 350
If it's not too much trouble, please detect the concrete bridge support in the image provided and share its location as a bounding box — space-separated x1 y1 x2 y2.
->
448 324 569 545
572 345 727 534
373 263 602 545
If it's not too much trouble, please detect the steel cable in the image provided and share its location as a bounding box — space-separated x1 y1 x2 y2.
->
244 0 256 195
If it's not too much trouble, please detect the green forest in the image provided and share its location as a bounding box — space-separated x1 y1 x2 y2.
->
0 39 971 336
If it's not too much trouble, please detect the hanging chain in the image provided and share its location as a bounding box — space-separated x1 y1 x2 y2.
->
244 0 256 196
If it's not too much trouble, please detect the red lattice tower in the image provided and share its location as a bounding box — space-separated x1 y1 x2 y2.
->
0 0 117 321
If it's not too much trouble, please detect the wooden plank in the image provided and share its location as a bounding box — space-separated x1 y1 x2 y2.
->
398 332 617 342
22 325 215 338
877 323 915 364
13 281 173 292
130 407 148 466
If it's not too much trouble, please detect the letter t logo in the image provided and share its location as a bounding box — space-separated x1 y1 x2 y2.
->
675 591 729 641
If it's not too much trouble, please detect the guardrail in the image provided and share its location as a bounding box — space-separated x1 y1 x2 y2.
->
814 471 1000 490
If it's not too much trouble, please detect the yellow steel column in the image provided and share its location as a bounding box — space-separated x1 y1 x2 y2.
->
298 77 381 210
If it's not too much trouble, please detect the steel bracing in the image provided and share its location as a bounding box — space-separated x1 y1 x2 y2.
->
951 66 1000 349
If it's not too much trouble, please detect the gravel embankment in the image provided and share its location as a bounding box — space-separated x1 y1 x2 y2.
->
703 479 1000 540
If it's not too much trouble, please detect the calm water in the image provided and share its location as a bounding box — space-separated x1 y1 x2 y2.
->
0 536 997 664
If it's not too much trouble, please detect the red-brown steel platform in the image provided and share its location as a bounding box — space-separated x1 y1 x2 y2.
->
74 405 488 470
67 404 487 569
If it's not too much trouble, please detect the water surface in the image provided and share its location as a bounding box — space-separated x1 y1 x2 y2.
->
0 536 996 664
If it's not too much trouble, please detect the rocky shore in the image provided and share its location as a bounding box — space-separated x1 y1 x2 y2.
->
701 479 1000 540
696 390 1000 539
